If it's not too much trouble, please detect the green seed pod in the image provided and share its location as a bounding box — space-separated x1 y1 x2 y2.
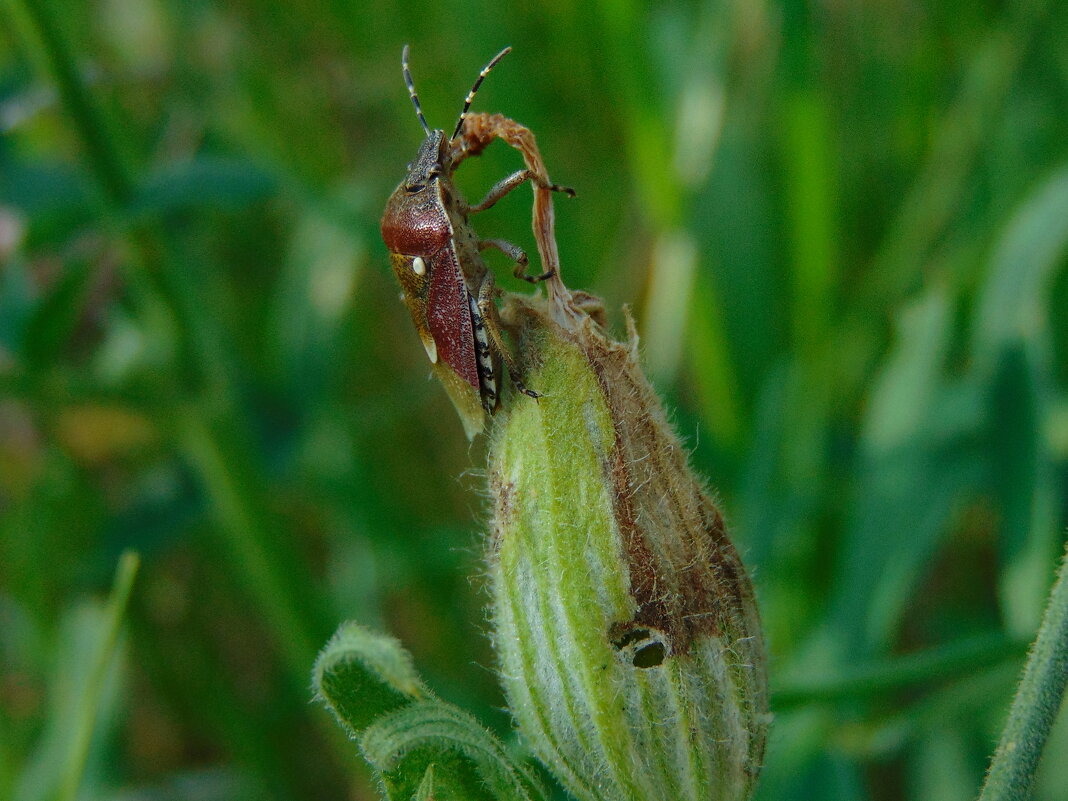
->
488 290 769 801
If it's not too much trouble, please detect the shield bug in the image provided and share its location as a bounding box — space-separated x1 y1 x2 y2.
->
380 45 574 439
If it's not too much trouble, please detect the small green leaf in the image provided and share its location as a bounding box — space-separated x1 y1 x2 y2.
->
314 623 549 801
313 623 426 737
362 700 547 801
414 765 438 801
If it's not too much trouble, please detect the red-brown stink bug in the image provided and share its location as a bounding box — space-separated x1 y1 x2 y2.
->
380 45 574 439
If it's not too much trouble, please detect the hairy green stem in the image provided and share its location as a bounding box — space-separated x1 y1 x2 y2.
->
978 543 1068 801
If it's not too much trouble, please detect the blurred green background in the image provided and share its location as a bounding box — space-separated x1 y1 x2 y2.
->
2 1 1068 800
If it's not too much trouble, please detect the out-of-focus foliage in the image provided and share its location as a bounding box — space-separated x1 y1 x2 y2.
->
1 1 1066 800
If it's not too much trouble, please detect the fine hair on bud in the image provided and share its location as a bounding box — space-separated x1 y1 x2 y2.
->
486 288 769 801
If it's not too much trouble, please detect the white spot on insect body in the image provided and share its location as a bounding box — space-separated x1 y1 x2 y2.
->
412 256 427 275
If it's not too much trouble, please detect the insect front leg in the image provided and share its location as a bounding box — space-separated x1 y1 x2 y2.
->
455 112 570 297
468 169 575 213
475 272 540 400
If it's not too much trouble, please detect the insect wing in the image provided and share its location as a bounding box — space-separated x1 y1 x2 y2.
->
389 250 486 439
426 246 480 389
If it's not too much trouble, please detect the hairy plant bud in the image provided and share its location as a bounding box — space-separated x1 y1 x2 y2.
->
487 288 769 801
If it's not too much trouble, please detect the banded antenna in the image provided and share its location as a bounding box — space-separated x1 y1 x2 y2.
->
451 46 511 140
401 44 430 136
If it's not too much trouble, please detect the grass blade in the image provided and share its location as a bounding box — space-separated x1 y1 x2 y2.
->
57 551 139 801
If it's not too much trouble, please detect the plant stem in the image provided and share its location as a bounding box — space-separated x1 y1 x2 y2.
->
978 543 1068 801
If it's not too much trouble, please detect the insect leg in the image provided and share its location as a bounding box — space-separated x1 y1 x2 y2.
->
479 237 558 285
454 113 575 194
468 170 531 212
468 170 574 214
475 272 540 400
480 238 528 266
455 112 570 291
